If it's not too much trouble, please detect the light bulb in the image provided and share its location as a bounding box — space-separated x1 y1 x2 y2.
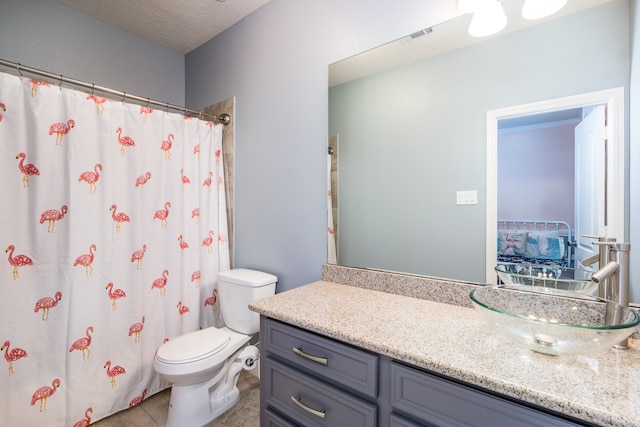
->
522 0 568 20
468 1 507 37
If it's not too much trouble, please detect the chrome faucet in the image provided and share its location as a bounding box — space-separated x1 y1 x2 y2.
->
590 242 631 349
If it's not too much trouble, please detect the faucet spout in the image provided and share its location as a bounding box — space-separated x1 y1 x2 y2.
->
590 261 619 284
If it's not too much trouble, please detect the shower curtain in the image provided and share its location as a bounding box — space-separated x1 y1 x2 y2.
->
0 71 230 426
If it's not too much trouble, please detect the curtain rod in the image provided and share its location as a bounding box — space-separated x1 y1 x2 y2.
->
0 58 231 126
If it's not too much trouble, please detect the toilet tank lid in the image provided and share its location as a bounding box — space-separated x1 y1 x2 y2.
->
217 268 277 287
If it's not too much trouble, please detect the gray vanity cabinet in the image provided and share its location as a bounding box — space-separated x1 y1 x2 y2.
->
261 316 379 426
260 317 594 427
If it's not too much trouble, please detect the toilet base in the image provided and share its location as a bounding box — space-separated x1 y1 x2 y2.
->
165 346 257 427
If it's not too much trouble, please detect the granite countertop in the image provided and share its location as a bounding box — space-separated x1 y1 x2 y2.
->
249 280 640 427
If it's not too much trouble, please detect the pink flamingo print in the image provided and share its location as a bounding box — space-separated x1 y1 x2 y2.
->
219 234 228 246
151 270 169 296
31 378 60 412
129 389 147 407
215 149 221 163
161 133 174 159
6 245 33 280
110 204 130 233
28 79 50 97
180 168 190 185
0 102 6 122
34 291 62 321
204 289 218 311
39 205 68 233
105 282 126 310
177 301 190 317
74 244 96 277
192 207 200 224
73 407 93 427
49 119 75 145
2 341 27 375
135 171 152 189
69 326 94 361
178 235 189 251
140 106 154 122
16 152 40 188
78 163 102 195
153 202 171 229
202 171 213 187
202 230 214 253
128 316 145 343
87 93 106 113
191 270 200 288
104 360 126 388
131 244 146 270
193 144 200 158
218 175 225 187
116 127 135 156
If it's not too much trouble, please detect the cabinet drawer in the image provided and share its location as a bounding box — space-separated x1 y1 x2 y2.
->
263 317 378 398
264 356 377 427
391 362 588 427
264 407 300 427
390 413 423 427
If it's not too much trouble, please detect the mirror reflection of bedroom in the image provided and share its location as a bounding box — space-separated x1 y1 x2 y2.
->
496 103 605 280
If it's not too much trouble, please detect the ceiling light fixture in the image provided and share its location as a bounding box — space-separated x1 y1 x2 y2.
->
467 1 507 38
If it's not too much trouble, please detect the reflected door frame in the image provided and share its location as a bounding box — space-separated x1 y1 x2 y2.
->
485 87 625 284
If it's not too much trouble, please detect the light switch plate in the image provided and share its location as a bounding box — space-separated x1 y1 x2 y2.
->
456 190 478 205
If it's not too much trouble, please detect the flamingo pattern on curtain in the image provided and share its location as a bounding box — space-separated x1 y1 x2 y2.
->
0 71 230 426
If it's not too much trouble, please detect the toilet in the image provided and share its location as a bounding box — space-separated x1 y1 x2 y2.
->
153 268 277 427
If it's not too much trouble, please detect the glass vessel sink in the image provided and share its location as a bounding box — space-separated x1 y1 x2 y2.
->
495 262 597 295
469 284 639 355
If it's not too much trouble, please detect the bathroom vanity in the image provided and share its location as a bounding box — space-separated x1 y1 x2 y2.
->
249 270 640 427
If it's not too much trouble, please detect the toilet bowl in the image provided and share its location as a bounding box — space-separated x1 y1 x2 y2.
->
153 268 276 427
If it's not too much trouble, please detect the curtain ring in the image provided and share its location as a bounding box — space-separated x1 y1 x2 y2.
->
145 97 150 107
16 63 23 78
122 92 127 103
165 102 170 113
59 74 63 89
91 83 95 96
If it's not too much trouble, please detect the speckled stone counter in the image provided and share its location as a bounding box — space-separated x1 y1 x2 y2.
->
249 280 640 427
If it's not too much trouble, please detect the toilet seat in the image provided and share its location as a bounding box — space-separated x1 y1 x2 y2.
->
156 328 232 364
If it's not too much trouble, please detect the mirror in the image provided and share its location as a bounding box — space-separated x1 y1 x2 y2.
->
328 0 632 297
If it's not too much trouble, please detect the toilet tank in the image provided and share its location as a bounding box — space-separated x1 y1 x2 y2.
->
217 269 277 334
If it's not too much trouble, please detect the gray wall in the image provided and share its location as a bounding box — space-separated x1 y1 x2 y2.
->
185 0 461 292
631 1 640 303
328 2 629 283
0 0 185 105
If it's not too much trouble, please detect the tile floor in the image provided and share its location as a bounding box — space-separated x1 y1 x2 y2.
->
92 371 260 427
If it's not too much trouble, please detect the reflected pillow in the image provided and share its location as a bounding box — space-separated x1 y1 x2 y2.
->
527 231 565 259
498 231 528 255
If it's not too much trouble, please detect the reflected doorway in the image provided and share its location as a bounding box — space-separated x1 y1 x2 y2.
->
486 88 625 284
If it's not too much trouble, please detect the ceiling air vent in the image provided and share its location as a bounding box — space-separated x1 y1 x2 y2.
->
400 27 433 45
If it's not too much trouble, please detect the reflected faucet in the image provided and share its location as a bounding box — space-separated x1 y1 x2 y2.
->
590 242 631 349
580 236 616 299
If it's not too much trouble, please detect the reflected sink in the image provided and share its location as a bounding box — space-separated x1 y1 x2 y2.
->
495 262 597 295
469 285 639 355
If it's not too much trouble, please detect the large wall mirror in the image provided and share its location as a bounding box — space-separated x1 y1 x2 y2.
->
328 0 635 300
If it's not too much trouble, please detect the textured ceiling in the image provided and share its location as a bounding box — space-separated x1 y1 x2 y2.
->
57 0 270 54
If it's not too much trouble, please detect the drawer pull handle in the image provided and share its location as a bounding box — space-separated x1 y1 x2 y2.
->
291 395 326 419
293 347 328 365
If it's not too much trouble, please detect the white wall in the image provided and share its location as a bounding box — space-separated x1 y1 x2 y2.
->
185 0 461 291
0 0 185 105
